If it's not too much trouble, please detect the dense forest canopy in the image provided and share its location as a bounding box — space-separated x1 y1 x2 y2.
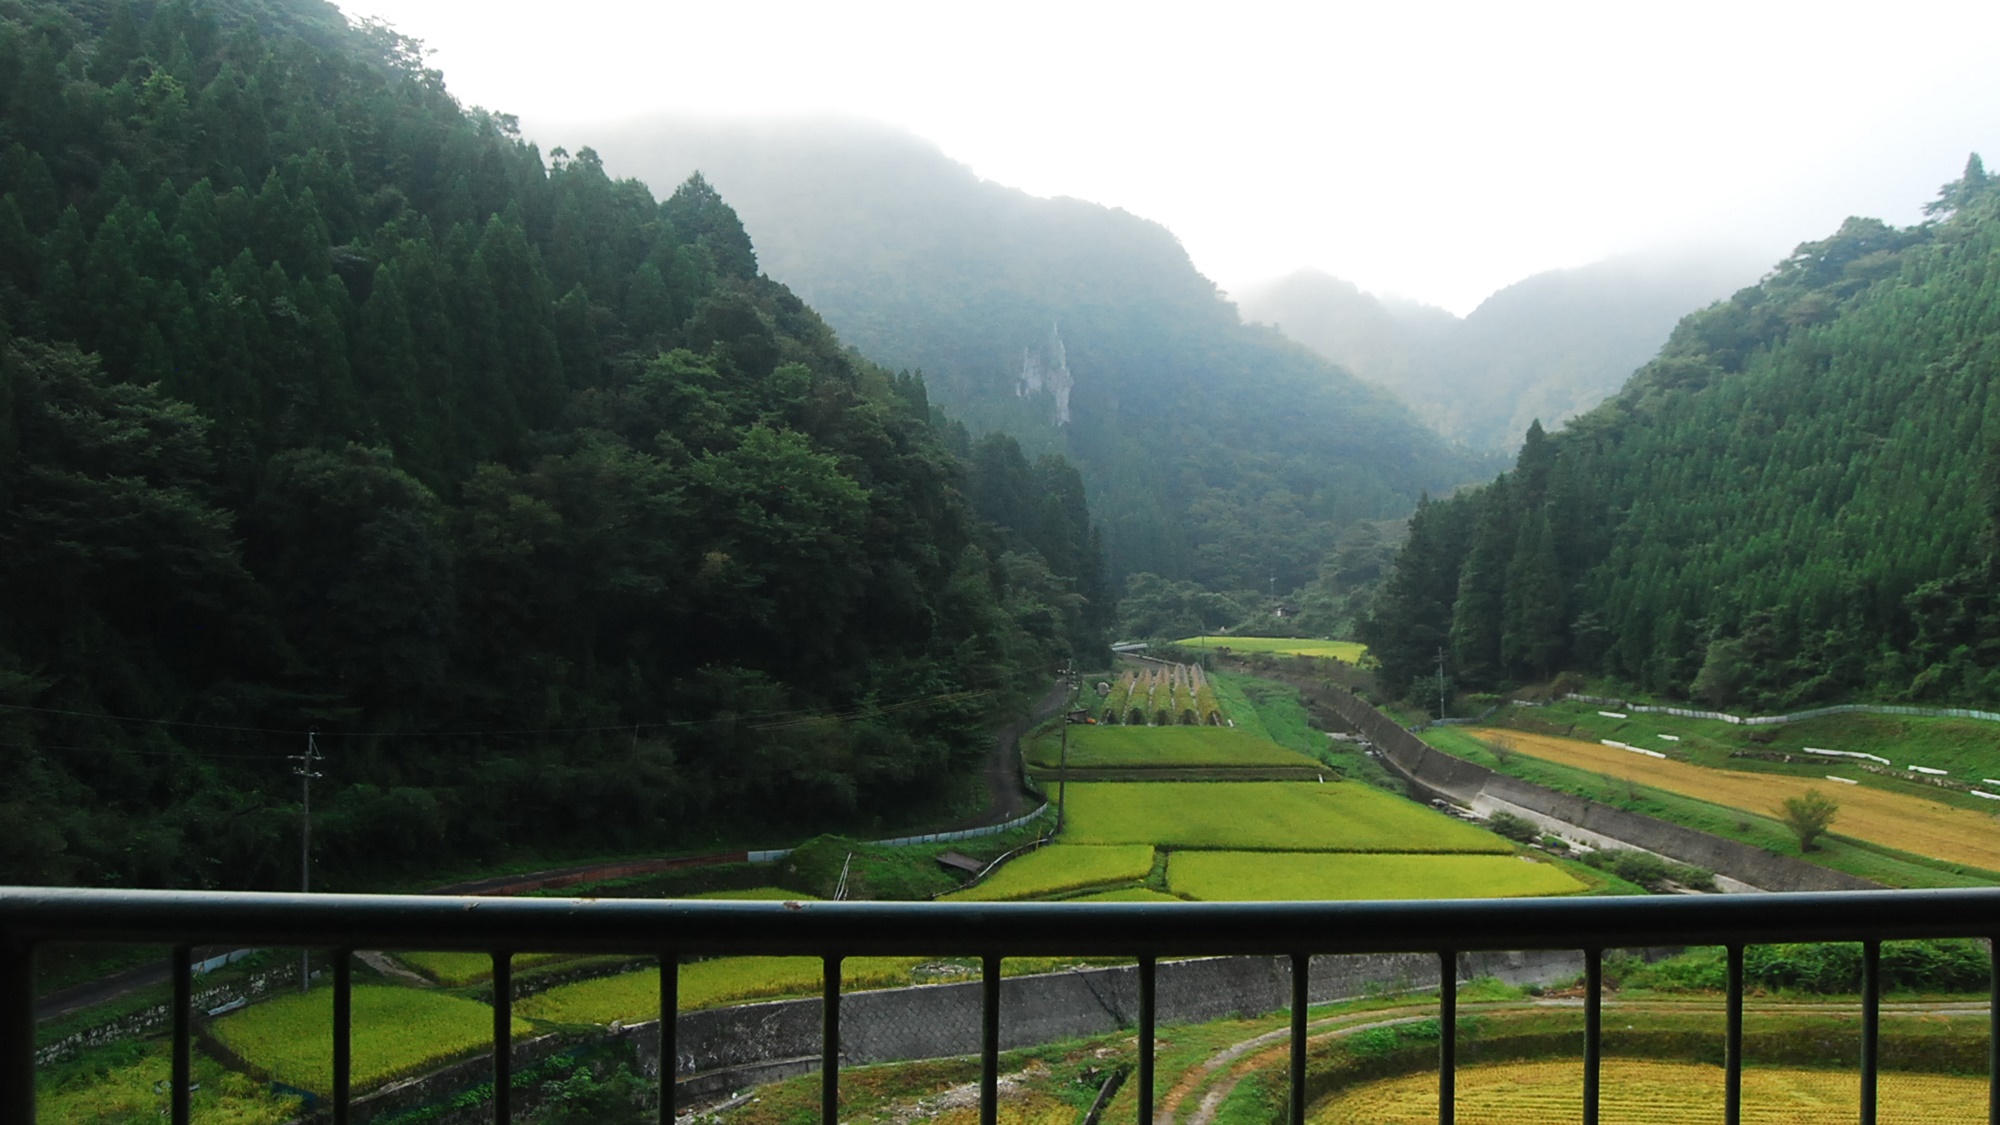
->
0 0 1108 888
1361 158 2000 712
548 118 1497 603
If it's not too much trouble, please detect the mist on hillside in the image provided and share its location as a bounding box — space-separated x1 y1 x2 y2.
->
1235 249 1769 451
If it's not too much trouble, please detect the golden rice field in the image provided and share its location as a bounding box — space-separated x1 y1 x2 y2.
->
1471 728 2000 871
1312 1059 1987 1124
1173 636 1368 661
1060 781 1513 853
393 950 575 986
517 956 927 1024
942 844 1157 901
209 986 527 1094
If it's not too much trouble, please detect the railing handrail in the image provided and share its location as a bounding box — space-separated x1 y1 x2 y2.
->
8 885 2000 953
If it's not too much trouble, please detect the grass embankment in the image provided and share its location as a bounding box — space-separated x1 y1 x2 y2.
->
944 845 1157 901
1023 726 1319 770
1173 637 1368 662
1059 782 1513 854
1314 1059 1986 1124
1469 726 2000 873
209 985 528 1095
1168 852 1584 900
37 1039 301 1124
1418 726 1996 889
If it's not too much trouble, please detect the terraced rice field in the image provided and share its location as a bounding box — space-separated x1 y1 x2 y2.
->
1174 637 1368 661
1168 851 1584 900
210 986 526 1094
1471 728 2000 871
517 956 928 1024
1060 782 1513 853
1312 1058 1986 1123
1024 726 1319 770
943 845 1156 901
394 950 575 986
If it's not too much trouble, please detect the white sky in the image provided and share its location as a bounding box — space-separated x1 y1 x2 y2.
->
337 0 2000 315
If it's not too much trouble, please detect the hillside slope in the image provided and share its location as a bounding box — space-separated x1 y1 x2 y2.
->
1360 159 2000 709
0 0 1100 886
550 115 1495 592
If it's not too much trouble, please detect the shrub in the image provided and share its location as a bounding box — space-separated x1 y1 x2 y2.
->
1486 812 1538 843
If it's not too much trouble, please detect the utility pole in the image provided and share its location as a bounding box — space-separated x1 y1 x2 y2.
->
1056 661 1076 835
290 732 321 992
1436 648 1448 722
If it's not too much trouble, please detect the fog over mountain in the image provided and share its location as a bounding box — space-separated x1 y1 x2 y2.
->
1236 251 1769 452
546 114 1494 591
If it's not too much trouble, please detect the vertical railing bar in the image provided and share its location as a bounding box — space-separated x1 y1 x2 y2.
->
1583 948 1601 1125
173 945 192 1125
1439 951 1456 1125
1989 935 1998 1125
1289 953 1308 1125
823 955 842 1125
661 952 678 1125
2 937 32 1125
493 951 513 1125
1726 945 1743 1125
333 949 352 1125
1139 956 1157 1125
981 955 1001 1125
1861 940 1880 1125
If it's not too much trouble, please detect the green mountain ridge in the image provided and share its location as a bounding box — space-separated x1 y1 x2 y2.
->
547 114 1499 594
0 0 1102 887
1361 158 2000 712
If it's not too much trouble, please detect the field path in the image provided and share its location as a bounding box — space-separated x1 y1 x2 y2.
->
1470 728 2000 872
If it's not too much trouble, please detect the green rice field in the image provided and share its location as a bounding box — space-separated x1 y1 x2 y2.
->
392 950 577 986
517 956 927 1024
944 845 1157 901
209 985 526 1094
1024 725 1320 770
1172 637 1368 662
1067 887 1185 903
1058 782 1514 853
1167 851 1585 900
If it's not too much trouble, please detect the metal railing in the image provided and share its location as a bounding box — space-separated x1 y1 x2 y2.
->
9 886 2000 1125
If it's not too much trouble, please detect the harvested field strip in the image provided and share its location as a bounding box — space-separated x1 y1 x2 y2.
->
209 985 524 1095
1470 728 2000 872
1024 726 1319 770
944 845 1157 902
1311 1058 1986 1124
1168 851 1584 901
1060 782 1513 853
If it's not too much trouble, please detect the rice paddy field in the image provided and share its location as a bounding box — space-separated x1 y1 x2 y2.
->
943 844 1157 901
1311 1058 1987 1124
1023 725 1321 770
517 956 931 1025
1172 637 1368 662
393 950 576 986
1058 781 1514 853
1468 727 2000 872
1168 851 1585 900
208 985 527 1094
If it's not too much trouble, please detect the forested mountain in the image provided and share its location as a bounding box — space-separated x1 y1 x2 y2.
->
1237 253 1760 452
545 116 1493 596
0 0 1108 888
1361 160 2000 711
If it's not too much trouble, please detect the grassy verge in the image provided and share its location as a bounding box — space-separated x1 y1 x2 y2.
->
1023 725 1320 770
36 1039 301 1124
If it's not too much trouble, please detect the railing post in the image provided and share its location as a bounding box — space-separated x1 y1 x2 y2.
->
1289 953 1309 1125
823 955 842 1125
493 952 513 1125
982 955 1000 1125
1139 956 1157 1125
1439 951 1456 1125
1861 940 1880 1125
2 936 33 1125
1989 936 1998 1125
1726 945 1743 1125
173 945 192 1125
661 953 678 1125
1583 948 1601 1125
333 949 352 1125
